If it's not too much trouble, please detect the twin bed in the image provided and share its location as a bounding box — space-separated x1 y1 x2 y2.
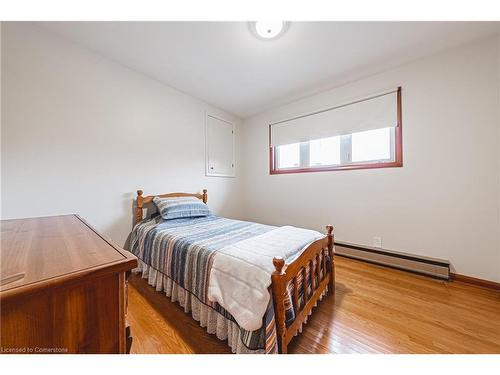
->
129 189 335 353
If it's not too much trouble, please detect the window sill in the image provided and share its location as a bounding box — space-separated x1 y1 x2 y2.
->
270 161 403 174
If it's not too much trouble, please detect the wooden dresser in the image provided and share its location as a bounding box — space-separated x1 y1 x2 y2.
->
0 215 137 354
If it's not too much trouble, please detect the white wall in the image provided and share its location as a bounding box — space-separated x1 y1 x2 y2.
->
242 36 500 282
1 23 243 246
2 22 499 282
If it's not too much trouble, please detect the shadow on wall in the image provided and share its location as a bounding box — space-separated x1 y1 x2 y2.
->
101 191 136 250
215 185 245 221
120 192 160 250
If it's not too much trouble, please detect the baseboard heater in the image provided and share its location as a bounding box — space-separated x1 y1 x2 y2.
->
334 241 450 280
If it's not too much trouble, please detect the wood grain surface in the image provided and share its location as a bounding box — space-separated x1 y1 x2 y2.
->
0 215 137 354
1 215 136 297
128 256 500 354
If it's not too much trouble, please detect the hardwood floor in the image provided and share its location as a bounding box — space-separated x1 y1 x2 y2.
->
127 256 500 354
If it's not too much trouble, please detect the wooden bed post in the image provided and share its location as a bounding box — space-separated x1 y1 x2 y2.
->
271 256 287 354
135 190 144 225
326 225 335 295
202 189 208 204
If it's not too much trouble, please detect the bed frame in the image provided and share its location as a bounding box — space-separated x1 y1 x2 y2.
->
134 189 334 354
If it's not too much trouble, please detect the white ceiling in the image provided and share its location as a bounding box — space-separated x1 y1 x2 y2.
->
38 21 499 118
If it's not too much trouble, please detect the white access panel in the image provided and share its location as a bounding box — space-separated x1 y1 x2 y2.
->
206 114 235 177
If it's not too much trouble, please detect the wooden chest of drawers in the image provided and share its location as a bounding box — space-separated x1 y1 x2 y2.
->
0 215 137 354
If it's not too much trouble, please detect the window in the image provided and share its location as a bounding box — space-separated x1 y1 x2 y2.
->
310 136 341 166
277 142 300 168
270 88 402 173
351 127 393 163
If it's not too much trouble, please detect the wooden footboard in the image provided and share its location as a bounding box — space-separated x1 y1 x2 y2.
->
271 225 334 354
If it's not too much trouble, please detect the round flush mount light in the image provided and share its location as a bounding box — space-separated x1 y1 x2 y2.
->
249 21 288 40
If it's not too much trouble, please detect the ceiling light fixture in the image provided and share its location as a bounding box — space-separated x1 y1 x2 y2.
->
250 21 288 40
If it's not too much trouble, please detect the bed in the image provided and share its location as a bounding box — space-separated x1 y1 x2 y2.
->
128 189 335 353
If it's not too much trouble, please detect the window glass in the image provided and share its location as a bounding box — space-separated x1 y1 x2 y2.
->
351 127 392 163
277 142 300 169
309 136 341 166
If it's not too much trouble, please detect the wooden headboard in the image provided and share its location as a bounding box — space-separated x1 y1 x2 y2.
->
135 189 208 225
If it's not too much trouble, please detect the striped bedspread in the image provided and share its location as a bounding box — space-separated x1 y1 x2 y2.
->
129 215 325 353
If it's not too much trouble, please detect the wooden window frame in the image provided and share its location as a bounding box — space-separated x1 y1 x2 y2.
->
269 87 403 174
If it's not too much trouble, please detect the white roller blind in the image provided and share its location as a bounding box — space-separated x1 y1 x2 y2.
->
271 91 398 147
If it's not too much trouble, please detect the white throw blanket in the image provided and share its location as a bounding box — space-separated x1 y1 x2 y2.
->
207 226 324 331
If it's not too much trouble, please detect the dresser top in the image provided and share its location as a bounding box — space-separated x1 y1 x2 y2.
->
0 215 137 297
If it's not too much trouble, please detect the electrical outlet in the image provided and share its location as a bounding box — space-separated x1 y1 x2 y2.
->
372 236 382 248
